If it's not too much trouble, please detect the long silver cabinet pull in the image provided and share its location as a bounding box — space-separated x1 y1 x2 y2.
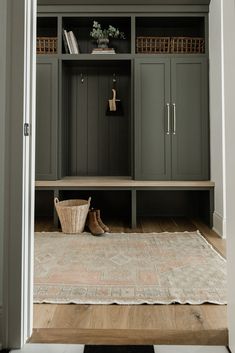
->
166 103 170 135
173 103 176 135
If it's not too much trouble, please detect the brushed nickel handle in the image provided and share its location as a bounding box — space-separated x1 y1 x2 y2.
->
166 103 170 135
173 103 176 135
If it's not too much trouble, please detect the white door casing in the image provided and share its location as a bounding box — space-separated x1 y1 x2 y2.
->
222 0 235 351
2 0 36 348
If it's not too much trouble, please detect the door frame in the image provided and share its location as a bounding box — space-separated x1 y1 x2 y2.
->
2 0 235 350
2 0 36 348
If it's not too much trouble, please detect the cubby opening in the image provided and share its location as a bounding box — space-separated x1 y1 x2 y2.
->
61 190 131 220
62 60 132 177
37 17 58 54
137 190 212 226
136 17 205 38
136 16 205 54
35 190 55 218
62 17 131 54
35 189 212 228
37 16 58 37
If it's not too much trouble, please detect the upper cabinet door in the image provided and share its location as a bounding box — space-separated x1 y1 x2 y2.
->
171 58 209 180
135 58 171 180
36 58 58 180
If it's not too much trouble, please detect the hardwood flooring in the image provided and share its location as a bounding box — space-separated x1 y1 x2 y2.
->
31 217 227 346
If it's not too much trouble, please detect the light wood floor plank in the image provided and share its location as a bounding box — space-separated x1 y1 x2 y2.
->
191 218 226 257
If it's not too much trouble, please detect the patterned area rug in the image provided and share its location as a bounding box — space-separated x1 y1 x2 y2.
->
34 231 227 304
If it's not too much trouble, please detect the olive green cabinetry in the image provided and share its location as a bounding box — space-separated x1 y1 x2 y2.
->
135 58 172 180
135 57 209 180
171 58 209 180
36 57 58 180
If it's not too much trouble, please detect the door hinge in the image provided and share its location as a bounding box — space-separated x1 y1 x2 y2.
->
24 123 30 136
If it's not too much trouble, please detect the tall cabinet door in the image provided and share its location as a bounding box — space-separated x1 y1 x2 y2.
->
36 58 58 180
171 58 209 180
135 58 171 180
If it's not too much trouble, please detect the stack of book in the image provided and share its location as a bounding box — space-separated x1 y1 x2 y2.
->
63 29 79 54
91 48 116 54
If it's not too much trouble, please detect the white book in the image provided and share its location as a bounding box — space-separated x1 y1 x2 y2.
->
69 31 79 54
67 31 75 53
63 29 73 54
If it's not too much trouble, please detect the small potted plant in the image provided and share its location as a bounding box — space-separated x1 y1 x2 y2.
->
90 21 125 49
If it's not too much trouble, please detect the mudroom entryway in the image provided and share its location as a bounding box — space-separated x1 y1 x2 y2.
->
32 0 228 346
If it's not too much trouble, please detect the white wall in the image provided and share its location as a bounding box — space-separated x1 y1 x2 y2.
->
209 0 226 237
0 0 7 344
222 0 235 350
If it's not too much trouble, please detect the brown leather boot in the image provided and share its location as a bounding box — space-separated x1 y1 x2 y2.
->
86 210 104 236
95 209 110 233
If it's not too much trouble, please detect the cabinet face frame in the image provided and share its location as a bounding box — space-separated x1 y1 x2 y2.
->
36 9 209 181
36 57 58 180
37 12 209 57
134 56 209 181
134 58 172 180
170 57 209 180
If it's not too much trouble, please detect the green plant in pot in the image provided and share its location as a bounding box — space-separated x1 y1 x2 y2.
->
90 21 125 49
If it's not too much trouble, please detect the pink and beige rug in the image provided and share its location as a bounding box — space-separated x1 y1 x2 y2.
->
34 231 227 304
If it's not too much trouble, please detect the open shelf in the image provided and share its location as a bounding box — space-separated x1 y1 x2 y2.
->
135 16 205 54
136 17 205 38
62 17 131 54
37 17 58 54
61 54 133 60
37 16 58 37
36 15 207 56
61 60 132 177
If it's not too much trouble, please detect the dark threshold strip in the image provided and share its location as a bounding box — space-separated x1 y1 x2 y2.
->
84 346 155 353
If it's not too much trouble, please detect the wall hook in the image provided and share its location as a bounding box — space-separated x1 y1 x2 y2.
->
80 73 84 84
112 73 117 83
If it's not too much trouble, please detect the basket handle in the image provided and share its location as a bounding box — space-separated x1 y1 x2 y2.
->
88 197 91 207
54 197 60 206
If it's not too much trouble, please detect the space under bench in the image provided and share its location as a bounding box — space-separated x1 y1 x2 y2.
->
35 177 215 229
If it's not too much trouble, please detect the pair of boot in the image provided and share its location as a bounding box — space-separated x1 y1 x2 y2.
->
86 208 110 236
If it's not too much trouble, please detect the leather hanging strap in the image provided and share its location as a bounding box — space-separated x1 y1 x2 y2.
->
109 89 117 111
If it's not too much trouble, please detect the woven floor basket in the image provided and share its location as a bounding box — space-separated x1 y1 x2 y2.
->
54 197 91 234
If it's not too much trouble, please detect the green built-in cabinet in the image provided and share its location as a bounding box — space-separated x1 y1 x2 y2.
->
36 57 58 180
171 58 209 180
135 57 209 180
135 58 171 180
35 10 209 181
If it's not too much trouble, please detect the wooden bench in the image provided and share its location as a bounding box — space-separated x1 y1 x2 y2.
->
35 177 215 228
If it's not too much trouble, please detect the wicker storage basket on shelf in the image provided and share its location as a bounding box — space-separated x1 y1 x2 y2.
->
136 36 205 54
54 197 91 234
37 37 58 54
171 37 205 54
136 36 171 54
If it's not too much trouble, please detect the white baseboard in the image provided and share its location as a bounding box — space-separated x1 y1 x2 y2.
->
12 344 84 353
0 305 2 350
9 344 230 353
11 345 228 353
213 212 226 238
